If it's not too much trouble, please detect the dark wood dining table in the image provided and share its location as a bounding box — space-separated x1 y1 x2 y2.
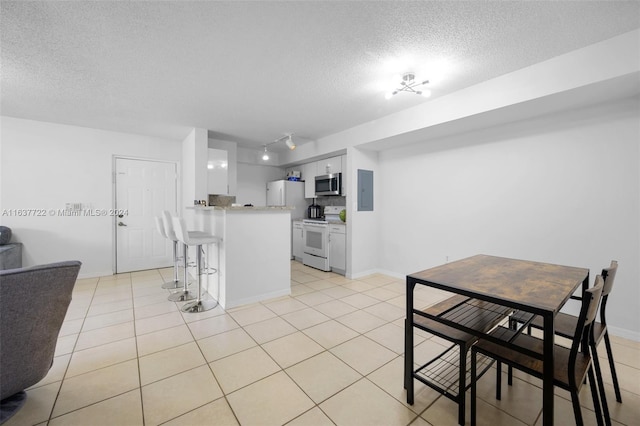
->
404 254 589 426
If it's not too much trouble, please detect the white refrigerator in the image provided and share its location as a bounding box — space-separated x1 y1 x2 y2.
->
266 180 307 220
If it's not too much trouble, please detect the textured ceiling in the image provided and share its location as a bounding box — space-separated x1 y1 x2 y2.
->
1 1 639 150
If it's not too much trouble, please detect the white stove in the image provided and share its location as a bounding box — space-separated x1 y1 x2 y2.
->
302 206 344 271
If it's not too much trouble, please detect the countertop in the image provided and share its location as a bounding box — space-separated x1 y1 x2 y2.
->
187 205 294 211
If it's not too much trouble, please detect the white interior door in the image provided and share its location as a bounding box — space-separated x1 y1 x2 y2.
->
115 158 177 273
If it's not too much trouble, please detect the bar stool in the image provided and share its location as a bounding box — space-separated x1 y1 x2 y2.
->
171 216 219 313
154 217 184 290
162 211 196 302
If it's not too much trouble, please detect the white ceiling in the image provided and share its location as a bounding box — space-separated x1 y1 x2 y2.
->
2 1 639 151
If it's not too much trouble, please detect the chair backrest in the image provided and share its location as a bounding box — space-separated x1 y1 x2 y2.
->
0 261 81 400
155 216 167 239
172 216 188 245
602 260 617 297
568 275 604 370
583 275 604 328
598 260 617 326
161 211 178 241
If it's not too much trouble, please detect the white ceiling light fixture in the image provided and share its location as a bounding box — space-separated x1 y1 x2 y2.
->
284 134 296 150
274 133 296 150
261 133 296 161
385 72 431 99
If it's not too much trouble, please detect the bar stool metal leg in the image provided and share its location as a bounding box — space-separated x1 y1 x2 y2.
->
162 240 186 289
168 243 196 302
182 242 218 313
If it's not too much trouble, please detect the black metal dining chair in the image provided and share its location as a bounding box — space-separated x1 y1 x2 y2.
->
510 260 620 423
470 275 606 426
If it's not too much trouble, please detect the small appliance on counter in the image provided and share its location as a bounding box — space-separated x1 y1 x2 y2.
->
307 200 322 219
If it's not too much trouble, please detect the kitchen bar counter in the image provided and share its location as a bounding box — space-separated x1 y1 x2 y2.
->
191 205 293 211
186 206 293 309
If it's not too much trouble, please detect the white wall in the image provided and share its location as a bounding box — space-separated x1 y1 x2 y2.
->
236 162 285 206
0 116 181 277
378 97 640 339
347 147 380 278
182 128 208 210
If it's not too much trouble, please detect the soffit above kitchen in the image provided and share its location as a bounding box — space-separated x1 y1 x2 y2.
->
1 1 638 149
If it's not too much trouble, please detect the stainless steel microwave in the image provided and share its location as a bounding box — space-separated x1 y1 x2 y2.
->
315 173 342 196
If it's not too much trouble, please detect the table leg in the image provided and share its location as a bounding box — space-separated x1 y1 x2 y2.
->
542 312 555 425
404 277 415 404
581 274 590 353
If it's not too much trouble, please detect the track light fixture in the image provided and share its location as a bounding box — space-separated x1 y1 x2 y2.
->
284 134 296 150
261 134 296 161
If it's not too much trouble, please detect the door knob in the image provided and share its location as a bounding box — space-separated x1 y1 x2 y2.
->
118 222 127 227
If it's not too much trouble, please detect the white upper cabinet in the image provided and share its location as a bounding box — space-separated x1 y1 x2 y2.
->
317 156 342 175
207 148 229 195
208 139 237 195
302 162 316 199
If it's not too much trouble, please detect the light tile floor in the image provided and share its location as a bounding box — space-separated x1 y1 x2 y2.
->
7 261 640 425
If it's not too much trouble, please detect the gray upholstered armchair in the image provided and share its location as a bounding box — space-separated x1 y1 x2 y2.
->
0 261 81 424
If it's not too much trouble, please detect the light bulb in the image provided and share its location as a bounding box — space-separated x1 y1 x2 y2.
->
385 92 393 100
285 136 296 150
262 153 269 161
421 89 432 98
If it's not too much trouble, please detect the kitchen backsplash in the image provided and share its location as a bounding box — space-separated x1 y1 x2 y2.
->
209 194 236 207
312 196 346 207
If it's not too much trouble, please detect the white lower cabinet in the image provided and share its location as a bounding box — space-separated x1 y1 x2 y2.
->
292 221 304 260
329 223 346 274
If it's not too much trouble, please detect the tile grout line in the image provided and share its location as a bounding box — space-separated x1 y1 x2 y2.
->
131 269 166 426
46 274 129 424
26 264 637 426
170 268 243 426
45 276 100 424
